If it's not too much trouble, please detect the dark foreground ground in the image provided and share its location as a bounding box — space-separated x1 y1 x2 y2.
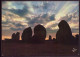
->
1 40 79 56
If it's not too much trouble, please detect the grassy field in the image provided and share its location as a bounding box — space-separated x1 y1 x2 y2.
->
1 40 79 56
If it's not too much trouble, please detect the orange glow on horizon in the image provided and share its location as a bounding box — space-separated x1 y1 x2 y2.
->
2 33 79 40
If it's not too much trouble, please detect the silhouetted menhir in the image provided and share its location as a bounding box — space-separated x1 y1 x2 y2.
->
12 32 20 40
49 35 52 40
32 24 46 43
56 20 73 44
21 27 32 42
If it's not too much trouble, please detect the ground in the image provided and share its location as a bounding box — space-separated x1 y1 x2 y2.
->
1 40 79 56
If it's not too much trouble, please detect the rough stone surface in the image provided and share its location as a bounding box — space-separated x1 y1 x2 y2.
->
32 24 46 43
21 27 32 42
56 20 73 44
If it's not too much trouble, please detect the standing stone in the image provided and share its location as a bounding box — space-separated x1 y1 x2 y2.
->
75 34 79 44
21 27 32 42
15 32 20 40
12 32 20 41
49 35 52 40
12 33 16 40
32 24 46 43
53 38 56 41
75 34 79 40
56 20 73 44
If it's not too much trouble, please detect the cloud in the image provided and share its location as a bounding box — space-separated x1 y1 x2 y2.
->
2 10 29 31
32 1 55 15
2 1 17 9
42 14 48 18
3 22 28 31
49 14 55 20
57 14 72 22
2 26 11 30
43 2 49 10
2 2 34 17
51 26 59 30
55 1 79 19
71 28 79 33
2 10 28 22
44 20 58 28
45 10 79 34
60 11 79 33
68 11 79 32
2 3 78 33
10 27 23 31
28 16 42 27
9 23 28 31
28 13 55 28
5 6 29 17
2 1 79 40
46 28 58 33
42 2 55 13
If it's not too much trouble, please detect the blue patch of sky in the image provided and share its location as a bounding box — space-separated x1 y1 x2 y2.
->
12 2 24 9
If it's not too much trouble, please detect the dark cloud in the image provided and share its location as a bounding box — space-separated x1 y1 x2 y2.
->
10 23 25 31
43 2 49 10
71 28 79 33
25 17 32 21
41 13 55 21
10 27 22 31
14 23 24 27
41 14 48 18
28 15 47 27
28 16 41 27
49 14 55 20
10 6 29 17
67 15 72 21
28 13 56 27
2 22 25 31
3 5 29 17
2 21 8 24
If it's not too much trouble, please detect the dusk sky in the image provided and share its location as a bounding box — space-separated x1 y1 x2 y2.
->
2 1 79 40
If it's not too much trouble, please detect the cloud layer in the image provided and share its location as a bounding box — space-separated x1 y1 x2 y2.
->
2 1 79 39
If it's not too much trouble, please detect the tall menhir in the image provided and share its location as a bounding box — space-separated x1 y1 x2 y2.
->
56 20 73 44
32 24 46 43
21 27 32 42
